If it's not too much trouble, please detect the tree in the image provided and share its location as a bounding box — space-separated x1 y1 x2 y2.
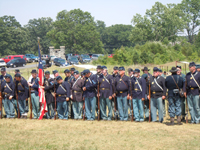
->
47 9 103 54
24 17 53 54
130 2 185 44
178 0 200 43
95 20 106 41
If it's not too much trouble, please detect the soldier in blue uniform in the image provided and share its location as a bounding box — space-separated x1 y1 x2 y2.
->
41 71 55 119
165 67 184 125
131 69 146 122
142 67 152 121
55 76 70 120
99 66 113 121
82 69 97 121
14 73 29 119
196 64 200 72
53 70 59 79
176 65 186 122
71 70 85 120
114 67 130 121
64 69 74 119
70 68 75 76
147 67 167 123
0 67 12 82
128 68 135 120
28 70 40 119
1 74 15 119
184 62 200 124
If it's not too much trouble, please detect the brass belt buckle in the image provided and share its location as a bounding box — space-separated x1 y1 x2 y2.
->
19 91 21 92
191 88 194 90
59 95 61 96
102 88 105 90
120 91 123 93
74 91 77 93
152 92 156 94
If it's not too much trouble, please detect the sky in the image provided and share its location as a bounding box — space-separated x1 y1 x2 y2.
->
0 0 183 27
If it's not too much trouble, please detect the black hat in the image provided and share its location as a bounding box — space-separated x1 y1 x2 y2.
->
15 69 20 73
189 62 196 67
56 76 62 81
97 65 102 69
74 70 79 75
1 67 6 72
142 74 148 79
176 65 181 69
102 66 107 70
4 74 11 78
119 67 125 71
196 64 200 69
52 70 58 74
170 67 177 73
83 69 90 75
14 73 21 77
128 68 133 73
31 69 37 73
158 69 162 72
153 67 159 72
135 69 140 73
164 71 166 73
45 71 50 74
70 68 75 71
142 67 150 71
81 72 84 75
64 69 70 73
113 66 119 70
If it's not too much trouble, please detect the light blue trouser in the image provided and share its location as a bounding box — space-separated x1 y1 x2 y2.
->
85 97 96 120
3 98 15 118
151 97 163 122
187 94 200 124
72 101 83 119
47 103 55 119
100 97 112 120
31 93 40 119
18 99 26 115
117 96 128 121
57 101 68 119
132 98 144 121
168 95 181 118
12 99 19 116
144 99 149 118
181 97 186 116
162 99 166 117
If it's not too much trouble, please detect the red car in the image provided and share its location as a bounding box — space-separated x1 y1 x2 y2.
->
108 54 114 58
2 55 26 63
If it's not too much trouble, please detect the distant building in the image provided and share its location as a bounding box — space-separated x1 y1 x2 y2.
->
49 46 65 59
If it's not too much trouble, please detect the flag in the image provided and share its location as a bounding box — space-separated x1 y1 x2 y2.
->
38 41 47 120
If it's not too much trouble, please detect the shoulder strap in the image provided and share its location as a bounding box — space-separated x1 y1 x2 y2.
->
191 73 200 89
6 83 13 91
121 77 128 88
59 84 67 92
171 75 180 90
136 77 142 91
154 76 163 91
72 76 81 88
103 75 110 84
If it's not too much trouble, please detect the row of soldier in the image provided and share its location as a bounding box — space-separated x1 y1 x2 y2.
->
0 62 200 125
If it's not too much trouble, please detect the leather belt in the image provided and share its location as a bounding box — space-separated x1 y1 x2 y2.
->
190 88 194 90
100 88 109 90
74 91 82 93
19 90 25 93
152 91 163 94
57 94 67 97
119 91 127 93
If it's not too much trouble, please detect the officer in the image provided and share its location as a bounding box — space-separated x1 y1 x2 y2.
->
114 67 130 121
71 70 85 120
0 67 13 82
165 67 184 125
142 67 152 121
99 66 113 121
147 67 167 123
196 64 200 72
64 69 74 119
55 76 70 120
131 69 146 122
70 68 75 76
41 71 55 119
28 70 40 119
52 70 59 79
184 62 200 124
14 73 29 119
128 68 135 120
82 69 97 121
177 65 186 122
1 74 15 119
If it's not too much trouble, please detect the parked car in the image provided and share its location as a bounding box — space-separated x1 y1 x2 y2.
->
0 59 6 68
88 53 93 58
25 54 38 62
53 58 61 64
79 54 91 63
41 54 50 60
42 60 47 69
2 55 26 63
68 56 79 65
74 54 80 60
91 54 99 60
50 56 57 61
25 55 33 63
55 59 68 66
7 58 26 68
65 54 73 60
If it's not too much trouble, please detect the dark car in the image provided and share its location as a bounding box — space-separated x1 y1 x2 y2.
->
55 59 67 66
79 54 91 63
53 58 61 64
25 55 33 63
7 58 26 68
68 56 79 65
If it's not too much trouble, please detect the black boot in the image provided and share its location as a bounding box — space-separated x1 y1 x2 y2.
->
177 116 183 125
166 117 174 126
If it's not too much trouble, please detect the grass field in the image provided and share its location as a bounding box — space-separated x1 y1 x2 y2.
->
0 118 200 150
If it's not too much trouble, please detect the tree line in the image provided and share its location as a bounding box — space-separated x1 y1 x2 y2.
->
0 0 200 65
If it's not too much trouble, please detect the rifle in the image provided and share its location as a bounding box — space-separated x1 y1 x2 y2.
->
54 82 57 120
185 80 188 123
97 81 100 121
83 99 85 120
149 80 151 122
28 71 32 119
0 80 2 119
130 81 133 122
15 81 20 118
